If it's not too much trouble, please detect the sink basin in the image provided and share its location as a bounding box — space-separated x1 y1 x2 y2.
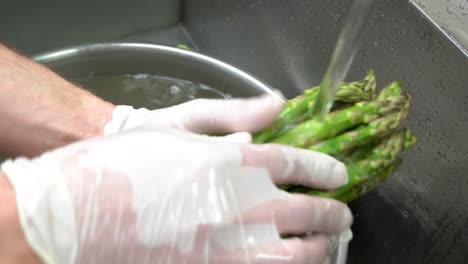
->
2 0 468 263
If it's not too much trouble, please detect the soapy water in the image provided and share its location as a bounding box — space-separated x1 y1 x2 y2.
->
74 74 232 109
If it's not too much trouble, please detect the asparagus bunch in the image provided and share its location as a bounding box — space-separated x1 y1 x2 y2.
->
253 70 416 203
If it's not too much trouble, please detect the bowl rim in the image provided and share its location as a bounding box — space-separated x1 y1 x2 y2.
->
32 42 281 100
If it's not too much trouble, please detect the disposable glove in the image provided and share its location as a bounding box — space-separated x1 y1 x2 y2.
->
2 124 352 264
103 93 288 139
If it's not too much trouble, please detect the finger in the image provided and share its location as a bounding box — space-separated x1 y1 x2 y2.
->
249 236 330 264
284 235 331 264
206 132 253 144
255 236 329 264
173 93 285 134
242 193 353 235
241 144 348 189
223 132 252 144
202 235 330 264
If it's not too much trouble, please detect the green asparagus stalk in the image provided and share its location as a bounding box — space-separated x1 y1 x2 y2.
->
323 159 401 203
330 69 378 112
253 71 377 143
341 127 415 164
301 129 416 202
255 69 416 203
309 95 411 156
377 80 402 100
363 69 377 98
284 159 401 202
268 95 408 148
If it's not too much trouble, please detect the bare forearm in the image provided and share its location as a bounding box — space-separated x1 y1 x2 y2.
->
0 44 115 157
0 172 41 263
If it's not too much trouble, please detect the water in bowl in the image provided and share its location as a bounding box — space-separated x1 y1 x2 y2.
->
73 73 231 109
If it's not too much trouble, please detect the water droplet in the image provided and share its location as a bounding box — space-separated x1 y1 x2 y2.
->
449 96 454 104
447 7 453 14
419 1 427 8
426 118 433 127
460 4 465 10
401 210 409 218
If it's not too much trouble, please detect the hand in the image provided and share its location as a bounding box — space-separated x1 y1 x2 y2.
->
0 173 42 264
2 125 352 263
103 93 287 139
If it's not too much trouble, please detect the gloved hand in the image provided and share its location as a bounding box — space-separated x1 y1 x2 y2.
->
2 99 352 264
103 93 288 140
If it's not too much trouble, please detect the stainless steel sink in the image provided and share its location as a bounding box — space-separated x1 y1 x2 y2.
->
2 0 468 263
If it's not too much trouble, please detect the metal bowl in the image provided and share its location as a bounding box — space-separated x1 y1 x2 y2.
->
33 43 278 102
33 42 348 264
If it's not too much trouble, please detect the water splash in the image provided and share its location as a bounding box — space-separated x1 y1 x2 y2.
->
74 74 231 110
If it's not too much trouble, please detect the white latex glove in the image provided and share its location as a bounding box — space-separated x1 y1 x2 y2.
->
104 94 354 245
2 95 353 264
103 93 288 140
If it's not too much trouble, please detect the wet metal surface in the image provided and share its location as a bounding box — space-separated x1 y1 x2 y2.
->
185 1 468 263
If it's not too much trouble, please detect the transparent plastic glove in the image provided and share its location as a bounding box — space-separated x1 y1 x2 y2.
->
2 125 352 264
103 94 287 139
104 94 355 257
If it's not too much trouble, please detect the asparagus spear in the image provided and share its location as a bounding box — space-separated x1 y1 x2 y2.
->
253 71 377 143
256 69 416 203
309 95 411 156
268 76 408 148
326 159 401 203
297 129 416 203
268 95 408 148
377 80 402 100
281 127 416 196
363 69 377 99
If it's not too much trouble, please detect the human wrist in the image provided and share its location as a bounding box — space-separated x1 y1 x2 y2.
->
76 89 116 137
0 171 42 264
103 105 149 135
0 44 116 156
